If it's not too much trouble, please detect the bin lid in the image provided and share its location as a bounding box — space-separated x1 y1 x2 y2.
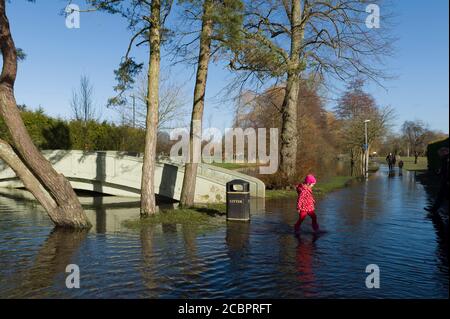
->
226 179 250 186
226 179 250 192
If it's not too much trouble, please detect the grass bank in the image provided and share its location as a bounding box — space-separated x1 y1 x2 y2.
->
122 203 226 230
265 175 356 200
209 162 259 170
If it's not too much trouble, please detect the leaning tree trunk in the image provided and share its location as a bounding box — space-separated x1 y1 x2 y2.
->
179 0 213 207
140 0 161 217
0 0 90 229
0 139 57 219
279 0 303 181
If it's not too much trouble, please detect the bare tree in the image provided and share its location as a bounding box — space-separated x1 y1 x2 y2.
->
70 75 99 123
0 0 90 228
116 73 188 130
335 80 395 175
402 120 427 164
380 129 447 158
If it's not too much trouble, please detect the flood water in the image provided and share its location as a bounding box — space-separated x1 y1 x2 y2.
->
0 165 447 298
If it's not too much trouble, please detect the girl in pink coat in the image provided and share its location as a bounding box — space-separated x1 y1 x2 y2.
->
294 174 319 234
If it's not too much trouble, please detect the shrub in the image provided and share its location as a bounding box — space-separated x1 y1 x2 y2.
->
427 137 449 173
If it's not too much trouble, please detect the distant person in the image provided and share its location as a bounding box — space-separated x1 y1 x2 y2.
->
426 147 449 213
350 158 355 176
398 160 404 175
294 174 319 234
386 153 395 170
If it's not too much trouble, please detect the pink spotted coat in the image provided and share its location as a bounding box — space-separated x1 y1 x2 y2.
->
296 183 315 212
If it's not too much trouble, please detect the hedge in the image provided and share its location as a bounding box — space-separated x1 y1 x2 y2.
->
427 137 449 173
0 108 148 153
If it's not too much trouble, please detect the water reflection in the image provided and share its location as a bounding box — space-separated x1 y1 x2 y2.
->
140 224 158 297
428 211 448 274
226 221 250 260
295 234 318 297
181 223 203 281
4 228 87 298
417 172 448 276
94 198 107 234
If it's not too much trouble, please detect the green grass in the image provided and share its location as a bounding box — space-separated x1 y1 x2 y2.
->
265 175 356 200
368 162 380 172
208 162 259 170
265 189 296 199
373 156 427 171
401 157 427 171
122 203 226 231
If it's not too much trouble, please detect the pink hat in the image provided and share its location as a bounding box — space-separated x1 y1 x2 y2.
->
304 174 316 185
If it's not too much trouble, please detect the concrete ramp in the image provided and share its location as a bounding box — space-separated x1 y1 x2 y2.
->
0 150 265 203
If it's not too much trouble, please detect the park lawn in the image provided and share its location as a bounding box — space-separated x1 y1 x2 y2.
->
400 157 427 171
265 175 356 200
373 156 427 171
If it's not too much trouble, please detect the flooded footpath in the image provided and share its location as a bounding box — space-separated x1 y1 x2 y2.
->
0 165 447 298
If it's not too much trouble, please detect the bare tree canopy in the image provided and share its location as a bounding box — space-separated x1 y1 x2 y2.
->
400 120 441 163
230 0 395 87
335 79 376 119
334 79 395 174
70 75 100 122
115 73 188 130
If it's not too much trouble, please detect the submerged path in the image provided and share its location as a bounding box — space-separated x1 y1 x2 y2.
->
0 165 448 298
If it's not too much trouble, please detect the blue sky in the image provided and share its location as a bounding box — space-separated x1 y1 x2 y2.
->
6 0 449 134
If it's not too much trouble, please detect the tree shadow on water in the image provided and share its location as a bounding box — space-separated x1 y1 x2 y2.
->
94 152 106 233
5 227 88 298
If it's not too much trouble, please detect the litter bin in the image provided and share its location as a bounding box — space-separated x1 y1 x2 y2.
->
226 179 250 221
